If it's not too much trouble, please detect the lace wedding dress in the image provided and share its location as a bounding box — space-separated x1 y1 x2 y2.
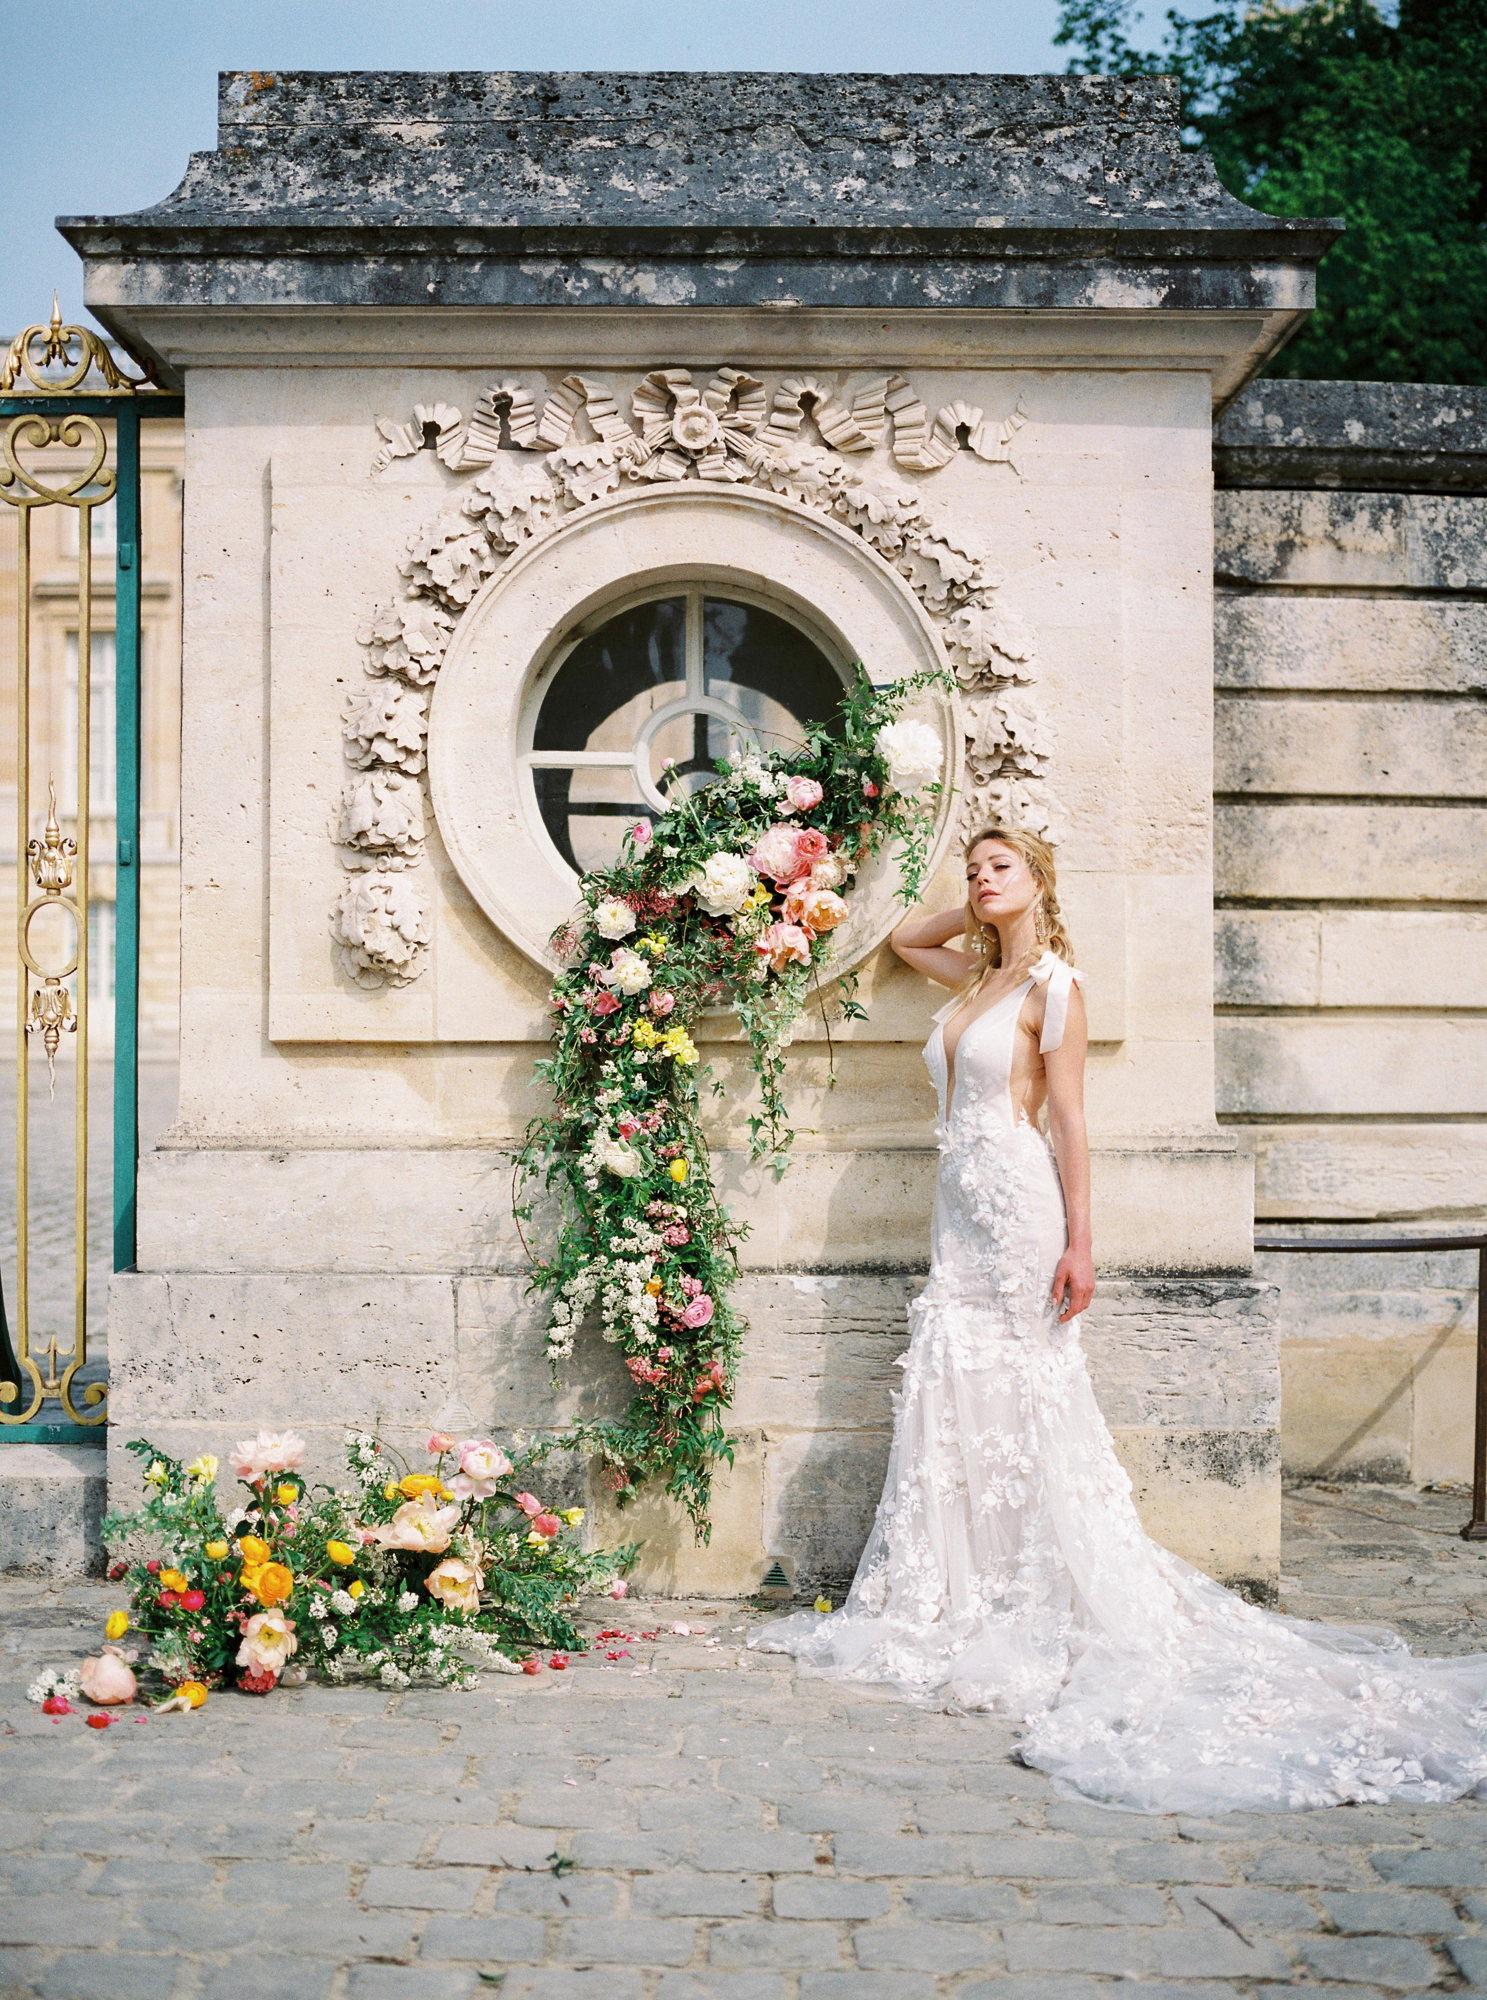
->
753 951 1487 1814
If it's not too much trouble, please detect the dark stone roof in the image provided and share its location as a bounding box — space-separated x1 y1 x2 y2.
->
1216 380 1487 492
58 71 1338 315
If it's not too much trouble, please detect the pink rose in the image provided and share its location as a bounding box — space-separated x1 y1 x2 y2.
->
682 1294 715 1329
427 1433 453 1453
784 775 823 811
629 821 653 847
514 1492 544 1517
749 824 811 887
756 922 812 972
649 990 676 1018
531 1512 562 1539
609 1578 629 1599
590 990 620 1016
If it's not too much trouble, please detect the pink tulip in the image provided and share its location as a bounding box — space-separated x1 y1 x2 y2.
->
532 1513 562 1538
590 991 620 1016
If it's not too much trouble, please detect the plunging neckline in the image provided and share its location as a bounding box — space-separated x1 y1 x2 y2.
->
939 977 1035 1123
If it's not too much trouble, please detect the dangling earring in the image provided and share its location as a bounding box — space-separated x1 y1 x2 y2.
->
1034 900 1050 947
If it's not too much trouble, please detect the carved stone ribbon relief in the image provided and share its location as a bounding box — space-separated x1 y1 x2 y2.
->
336 369 1056 989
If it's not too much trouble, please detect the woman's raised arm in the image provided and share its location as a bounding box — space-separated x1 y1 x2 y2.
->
890 907 978 991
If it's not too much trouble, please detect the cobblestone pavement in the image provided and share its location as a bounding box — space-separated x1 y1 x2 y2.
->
0 1485 1484 1998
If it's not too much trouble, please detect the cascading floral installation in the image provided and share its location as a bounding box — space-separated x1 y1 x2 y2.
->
518 669 948 1534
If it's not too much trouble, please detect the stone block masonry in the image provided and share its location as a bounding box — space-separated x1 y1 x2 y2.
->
1213 378 1487 1487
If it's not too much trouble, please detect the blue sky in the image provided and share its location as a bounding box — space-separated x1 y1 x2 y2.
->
2 0 1090 340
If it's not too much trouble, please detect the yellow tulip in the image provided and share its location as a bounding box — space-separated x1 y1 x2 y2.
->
237 1535 272 1564
250 1562 294 1609
669 1159 688 1184
205 1541 229 1561
159 1568 189 1594
143 1461 167 1487
325 1540 356 1567
348 1580 365 1599
105 1610 129 1641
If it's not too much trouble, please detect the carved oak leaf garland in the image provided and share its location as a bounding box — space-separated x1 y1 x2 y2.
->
336 369 1058 988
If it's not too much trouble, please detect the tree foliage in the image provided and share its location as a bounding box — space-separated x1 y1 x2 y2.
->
1056 0 1487 383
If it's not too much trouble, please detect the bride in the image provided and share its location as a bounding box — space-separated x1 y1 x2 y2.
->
753 824 1487 1814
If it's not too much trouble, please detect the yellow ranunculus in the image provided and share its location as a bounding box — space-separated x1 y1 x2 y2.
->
561 1508 585 1527
348 1580 365 1599
175 1680 208 1709
661 1028 698 1067
325 1540 356 1567
159 1568 189 1594
237 1535 272 1564
105 1610 129 1641
398 1473 443 1499
185 1455 219 1484
645 1277 663 1296
669 1159 689 1184
250 1561 294 1609
640 933 667 958
275 1482 298 1503
384 1482 400 1501
205 1541 229 1561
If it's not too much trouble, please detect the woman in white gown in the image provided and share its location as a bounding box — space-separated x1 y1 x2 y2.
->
754 825 1487 1814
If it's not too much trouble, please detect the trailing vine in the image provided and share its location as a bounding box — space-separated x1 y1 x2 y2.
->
516 670 950 1534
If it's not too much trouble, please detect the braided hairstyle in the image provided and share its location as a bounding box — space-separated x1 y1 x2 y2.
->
961 824 1075 975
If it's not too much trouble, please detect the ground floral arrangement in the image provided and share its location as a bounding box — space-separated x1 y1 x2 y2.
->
518 669 948 1533
27 1428 632 1715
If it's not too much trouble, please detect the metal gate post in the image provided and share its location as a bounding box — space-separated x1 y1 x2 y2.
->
113 403 141 1273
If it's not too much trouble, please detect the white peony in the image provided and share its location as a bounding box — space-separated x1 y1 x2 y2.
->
596 1136 645 1178
688 852 755 917
592 898 636 941
809 851 850 891
601 947 652 996
875 719 944 793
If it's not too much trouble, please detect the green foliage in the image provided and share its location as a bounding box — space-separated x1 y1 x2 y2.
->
517 670 949 1535
1057 0 1487 383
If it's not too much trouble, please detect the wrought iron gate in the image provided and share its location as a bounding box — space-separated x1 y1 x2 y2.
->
0 299 182 1438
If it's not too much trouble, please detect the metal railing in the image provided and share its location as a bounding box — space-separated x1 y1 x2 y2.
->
0 299 183 1437
1255 1233 1487 1542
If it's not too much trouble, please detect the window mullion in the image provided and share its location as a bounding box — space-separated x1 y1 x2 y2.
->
685 591 704 700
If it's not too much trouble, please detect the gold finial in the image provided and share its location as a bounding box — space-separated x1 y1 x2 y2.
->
1 296 158 396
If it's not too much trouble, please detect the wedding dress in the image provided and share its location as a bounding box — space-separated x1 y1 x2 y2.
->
753 951 1487 1814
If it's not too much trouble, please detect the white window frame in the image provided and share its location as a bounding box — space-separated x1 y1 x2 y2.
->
64 629 118 816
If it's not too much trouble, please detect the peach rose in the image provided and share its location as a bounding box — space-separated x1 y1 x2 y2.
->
797 888 848 933
369 1492 462 1553
425 1556 483 1614
79 1650 136 1705
755 922 812 971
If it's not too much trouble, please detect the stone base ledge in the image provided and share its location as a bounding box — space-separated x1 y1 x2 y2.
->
0 1445 106 1578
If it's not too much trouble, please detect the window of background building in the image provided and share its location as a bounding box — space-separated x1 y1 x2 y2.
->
64 630 117 817
524 589 846 875
63 493 116 558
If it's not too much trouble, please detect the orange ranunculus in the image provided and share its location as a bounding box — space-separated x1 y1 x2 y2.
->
237 1535 272 1564
325 1540 356 1567
158 1568 189 1593
398 1473 444 1500
249 1562 294 1608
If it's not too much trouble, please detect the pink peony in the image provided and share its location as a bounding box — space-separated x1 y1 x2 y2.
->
784 775 823 811
448 1439 513 1499
228 1430 307 1484
589 990 620 1016
681 1294 715 1329
649 990 676 1018
756 922 812 972
749 824 812 887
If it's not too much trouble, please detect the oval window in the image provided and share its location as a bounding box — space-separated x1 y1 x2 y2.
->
524 589 848 875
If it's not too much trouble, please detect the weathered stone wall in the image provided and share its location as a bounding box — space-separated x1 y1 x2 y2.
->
1213 380 1486 1483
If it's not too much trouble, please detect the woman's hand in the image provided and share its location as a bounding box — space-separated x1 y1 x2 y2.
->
1051 1245 1095 1324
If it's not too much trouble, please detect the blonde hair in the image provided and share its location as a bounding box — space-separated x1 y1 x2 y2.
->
955 825 1074 1002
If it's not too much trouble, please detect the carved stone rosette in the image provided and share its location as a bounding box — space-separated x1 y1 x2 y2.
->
338 368 1056 988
